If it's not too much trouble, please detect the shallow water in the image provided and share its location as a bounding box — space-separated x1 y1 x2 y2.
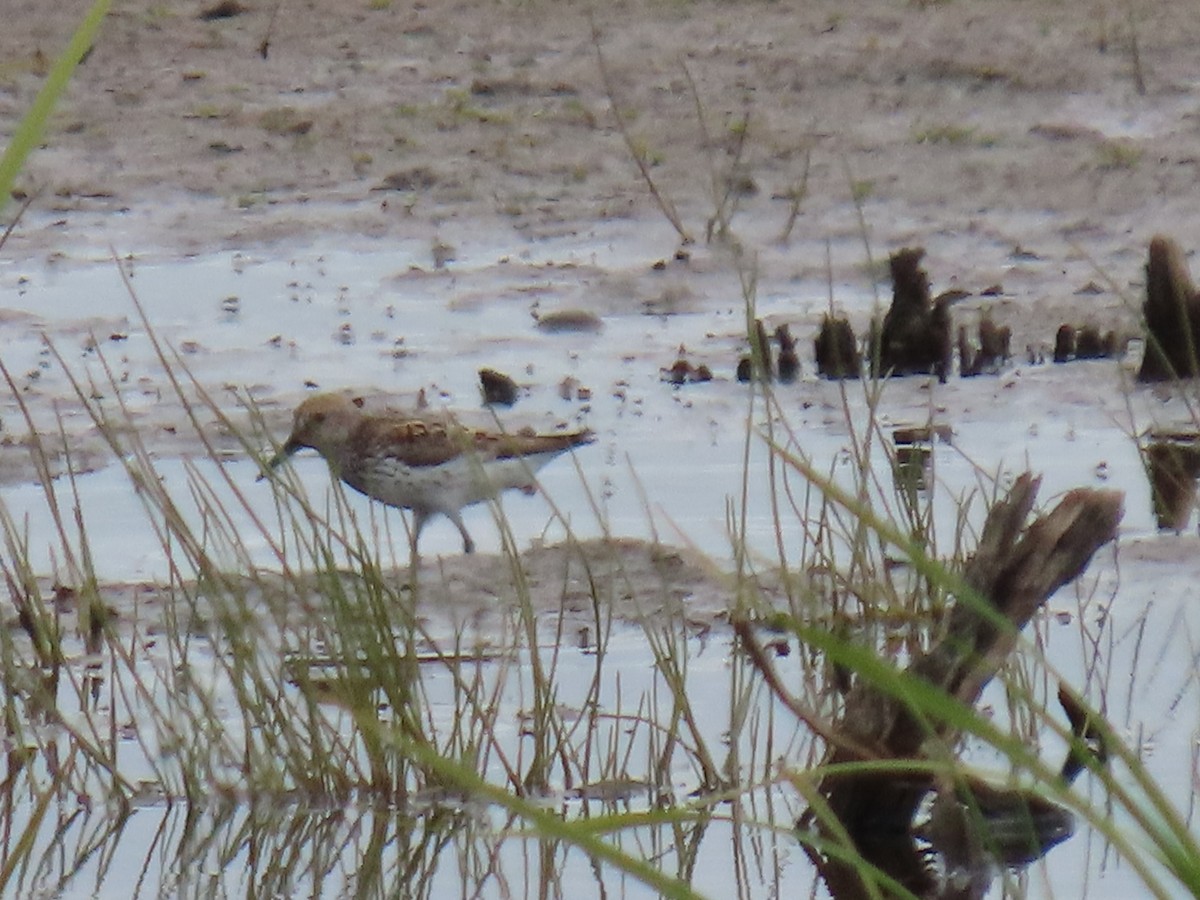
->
0 240 1167 569
1 237 1199 899
5 580 1197 899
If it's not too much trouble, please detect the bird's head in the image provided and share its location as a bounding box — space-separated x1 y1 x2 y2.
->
264 393 364 472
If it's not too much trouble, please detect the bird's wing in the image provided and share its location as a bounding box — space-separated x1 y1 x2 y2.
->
354 418 473 468
355 419 593 468
481 429 595 460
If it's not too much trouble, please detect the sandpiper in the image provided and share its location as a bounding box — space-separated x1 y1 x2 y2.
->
264 393 593 554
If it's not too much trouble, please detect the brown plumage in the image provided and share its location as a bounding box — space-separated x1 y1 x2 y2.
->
266 393 593 553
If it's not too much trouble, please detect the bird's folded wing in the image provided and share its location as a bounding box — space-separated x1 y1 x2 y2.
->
357 419 473 468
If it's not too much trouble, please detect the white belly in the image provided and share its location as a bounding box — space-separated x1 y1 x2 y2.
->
348 451 563 516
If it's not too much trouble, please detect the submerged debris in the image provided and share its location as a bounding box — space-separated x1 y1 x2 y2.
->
565 778 651 803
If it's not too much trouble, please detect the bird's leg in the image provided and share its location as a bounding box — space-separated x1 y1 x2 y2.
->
409 508 428 559
446 510 475 554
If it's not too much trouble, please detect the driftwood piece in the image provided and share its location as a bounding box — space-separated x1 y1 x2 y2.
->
871 248 954 383
1138 235 1200 381
828 474 1122 762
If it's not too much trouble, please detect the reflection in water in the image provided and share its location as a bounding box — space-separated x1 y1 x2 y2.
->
891 425 954 502
794 686 1106 900
893 445 932 498
0 776 480 899
0 640 784 899
0 762 738 899
799 771 1076 900
1143 435 1200 532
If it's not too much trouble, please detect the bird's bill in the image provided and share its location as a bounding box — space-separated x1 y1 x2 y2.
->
258 437 301 480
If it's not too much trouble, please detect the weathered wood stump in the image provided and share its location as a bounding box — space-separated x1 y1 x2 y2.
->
871 248 954 383
1053 323 1121 363
741 475 1123 898
737 318 773 383
1138 235 1200 381
1053 324 1075 363
815 315 861 379
775 324 800 383
959 313 1011 377
977 312 1011 370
